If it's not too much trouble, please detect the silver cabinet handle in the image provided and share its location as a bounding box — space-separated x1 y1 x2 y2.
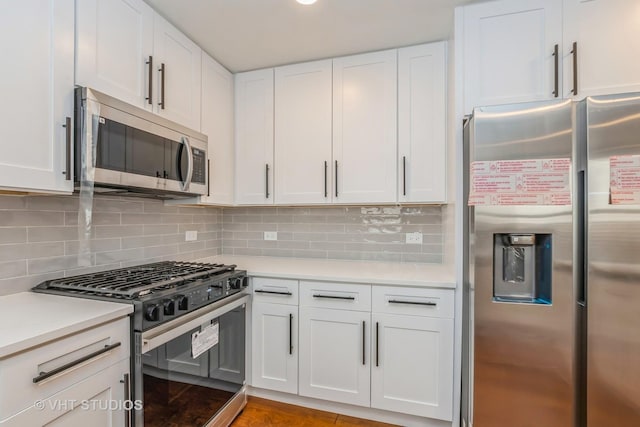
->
362 320 366 366
375 322 379 367
324 161 328 198
312 294 355 300
265 164 270 198
146 56 153 105
33 342 121 383
289 313 293 355
254 289 292 296
388 299 437 306
159 63 166 109
207 158 211 197
552 44 559 98
571 42 578 96
180 136 193 191
63 117 71 181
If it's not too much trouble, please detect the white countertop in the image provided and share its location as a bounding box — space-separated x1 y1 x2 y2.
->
0 292 132 359
211 255 456 288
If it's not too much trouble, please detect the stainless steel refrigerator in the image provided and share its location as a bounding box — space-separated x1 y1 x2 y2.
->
462 93 640 427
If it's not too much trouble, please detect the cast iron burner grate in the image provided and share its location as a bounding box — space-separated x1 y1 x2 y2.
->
37 261 236 299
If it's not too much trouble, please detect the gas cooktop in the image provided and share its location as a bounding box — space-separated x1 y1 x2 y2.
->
32 261 248 331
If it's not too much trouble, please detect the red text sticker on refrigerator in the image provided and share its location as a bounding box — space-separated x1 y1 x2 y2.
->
468 158 572 206
610 155 640 204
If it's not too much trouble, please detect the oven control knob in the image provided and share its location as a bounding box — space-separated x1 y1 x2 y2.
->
144 304 160 322
229 278 241 290
176 295 189 311
163 299 175 316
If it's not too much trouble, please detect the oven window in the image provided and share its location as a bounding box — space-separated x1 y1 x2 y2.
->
141 306 245 427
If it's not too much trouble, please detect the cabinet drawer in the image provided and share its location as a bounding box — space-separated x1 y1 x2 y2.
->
372 286 454 318
252 278 298 305
0 358 129 427
300 281 371 312
0 316 130 422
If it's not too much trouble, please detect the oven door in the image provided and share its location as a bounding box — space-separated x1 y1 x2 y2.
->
134 294 248 427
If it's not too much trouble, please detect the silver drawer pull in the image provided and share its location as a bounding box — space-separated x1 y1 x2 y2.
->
313 294 355 300
388 299 437 307
255 289 292 296
33 342 121 383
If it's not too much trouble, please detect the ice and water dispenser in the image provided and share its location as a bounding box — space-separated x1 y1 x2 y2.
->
493 233 552 304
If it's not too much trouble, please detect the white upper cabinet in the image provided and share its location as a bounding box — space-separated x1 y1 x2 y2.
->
199 53 234 205
462 0 562 112
275 60 333 205
563 0 640 98
398 42 447 203
0 0 74 194
333 50 398 204
76 0 154 109
153 14 202 130
76 0 202 130
235 69 275 205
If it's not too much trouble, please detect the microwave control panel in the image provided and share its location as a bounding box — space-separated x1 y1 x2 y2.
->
192 148 206 184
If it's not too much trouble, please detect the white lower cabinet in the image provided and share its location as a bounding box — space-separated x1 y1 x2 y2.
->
250 279 455 422
251 302 298 393
1 359 130 427
298 307 371 407
371 313 454 420
0 317 130 427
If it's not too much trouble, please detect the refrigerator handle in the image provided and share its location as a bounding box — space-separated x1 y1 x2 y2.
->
577 169 587 305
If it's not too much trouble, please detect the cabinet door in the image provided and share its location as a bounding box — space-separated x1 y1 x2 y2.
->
251 303 297 393
299 308 370 407
398 42 447 203
463 0 562 112
199 53 234 205
153 14 202 130
76 0 154 109
371 313 454 421
563 0 640 98
333 50 397 204
0 0 74 193
275 60 333 204
235 69 275 205
1 359 129 427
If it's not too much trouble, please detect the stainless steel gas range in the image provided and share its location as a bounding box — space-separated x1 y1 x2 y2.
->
33 261 249 427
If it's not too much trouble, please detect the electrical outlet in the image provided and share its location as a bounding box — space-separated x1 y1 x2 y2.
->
264 231 278 241
405 232 423 245
185 230 198 241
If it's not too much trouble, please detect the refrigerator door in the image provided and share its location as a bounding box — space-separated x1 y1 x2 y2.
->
586 93 640 425
470 99 576 427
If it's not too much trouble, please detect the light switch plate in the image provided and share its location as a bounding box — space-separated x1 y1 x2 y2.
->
405 232 423 245
185 230 198 241
264 231 278 241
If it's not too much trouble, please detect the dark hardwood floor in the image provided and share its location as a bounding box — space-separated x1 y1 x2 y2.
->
231 396 398 427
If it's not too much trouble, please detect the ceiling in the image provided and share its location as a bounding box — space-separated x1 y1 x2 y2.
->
146 0 483 73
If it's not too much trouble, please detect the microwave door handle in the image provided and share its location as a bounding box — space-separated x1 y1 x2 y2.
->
180 136 194 191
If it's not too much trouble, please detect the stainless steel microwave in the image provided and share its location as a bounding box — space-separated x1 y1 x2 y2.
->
74 87 208 199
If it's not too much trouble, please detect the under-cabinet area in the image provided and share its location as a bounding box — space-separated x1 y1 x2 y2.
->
250 276 455 425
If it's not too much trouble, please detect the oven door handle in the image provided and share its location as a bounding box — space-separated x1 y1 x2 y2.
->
141 294 248 353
